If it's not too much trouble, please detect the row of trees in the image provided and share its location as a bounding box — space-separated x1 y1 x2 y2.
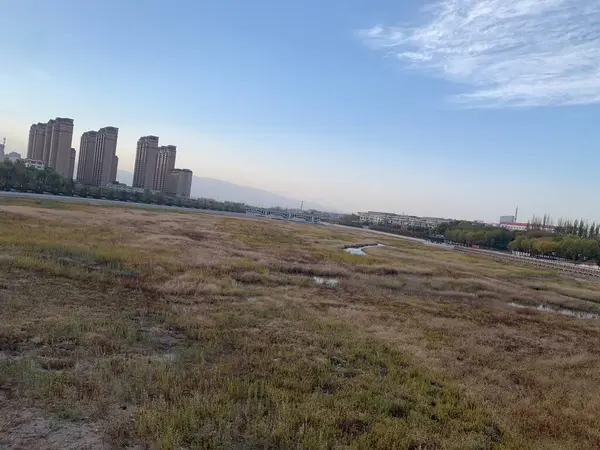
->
0 160 246 213
0 160 73 194
527 214 600 239
437 221 514 250
509 235 600 262
444 226 513 250
369 223 431 239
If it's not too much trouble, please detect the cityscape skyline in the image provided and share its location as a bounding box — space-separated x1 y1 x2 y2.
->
8 120 600 226
24 117 193 199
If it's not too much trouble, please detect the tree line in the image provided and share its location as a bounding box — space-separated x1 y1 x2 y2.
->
509 235 599 262
440 221 600 263
0 160 246 213
528 214 600 239
443 223 513 250
335 213 600 264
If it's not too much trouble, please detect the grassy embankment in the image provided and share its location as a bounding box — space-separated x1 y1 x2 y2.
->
1 198 600 449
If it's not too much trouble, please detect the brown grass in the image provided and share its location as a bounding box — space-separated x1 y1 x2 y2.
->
1 198 600 449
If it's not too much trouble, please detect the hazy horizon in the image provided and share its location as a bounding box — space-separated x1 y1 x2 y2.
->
2 0 600 222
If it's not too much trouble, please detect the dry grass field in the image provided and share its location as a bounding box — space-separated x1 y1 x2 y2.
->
1 198 600 449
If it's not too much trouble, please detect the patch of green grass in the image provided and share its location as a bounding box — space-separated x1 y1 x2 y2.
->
0 297 508 449
131 308 506 450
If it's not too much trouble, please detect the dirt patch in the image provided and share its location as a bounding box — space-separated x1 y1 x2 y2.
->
0 406 108 450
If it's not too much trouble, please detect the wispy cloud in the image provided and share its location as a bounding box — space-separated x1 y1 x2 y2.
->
360 0 600 107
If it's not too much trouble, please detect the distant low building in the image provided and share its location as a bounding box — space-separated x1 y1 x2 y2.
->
498 222 528 231
499 221 556 232
23 159 45 170
107 183 148 193
500 215 516 224
5 152 22 163
356 211 450 228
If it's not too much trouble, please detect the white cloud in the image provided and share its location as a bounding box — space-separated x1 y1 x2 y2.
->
360 0 600 107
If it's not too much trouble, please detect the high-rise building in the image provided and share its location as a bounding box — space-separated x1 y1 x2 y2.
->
69 148 76 181
153 145 176 192
133 136 159 189
47 118 74 178
92 127 118 186
42 119 55 166
111 155 119 183
0 138 5 159
27 123 46 161
76 131 98 184
166 168 193 198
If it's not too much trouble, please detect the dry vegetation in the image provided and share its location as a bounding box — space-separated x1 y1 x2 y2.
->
1 198 600 449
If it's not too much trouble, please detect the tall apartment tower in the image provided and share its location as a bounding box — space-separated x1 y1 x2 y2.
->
153 145 177 192
42 119 55 166
132 136 159 189
76 131 98 184
166 168 193 198
111 155 119 183
69 148 76 180
47 118 74 178
92 127 118 186
27 123 47 161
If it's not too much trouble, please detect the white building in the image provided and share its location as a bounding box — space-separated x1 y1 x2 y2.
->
499 222 528 231
357 211 449 228
357 211 392 224
23 159 45 170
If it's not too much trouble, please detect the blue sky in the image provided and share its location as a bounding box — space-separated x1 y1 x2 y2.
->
1 0 600 221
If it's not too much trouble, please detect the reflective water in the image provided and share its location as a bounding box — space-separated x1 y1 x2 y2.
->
509 302 599 320
344 244 386 256
313 277 339 288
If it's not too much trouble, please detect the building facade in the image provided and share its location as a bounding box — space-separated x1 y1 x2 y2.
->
499 222 528 231
132 136 159 189
76 131 98 184
24 159 45 170
69 148 76 181
357 211 450 229
42 119 55 166
166 168 193 198
27 123 47 161
91 127 118 186
47 118 74 178
499 215 516 224
111 155 119 183
153 145 176 191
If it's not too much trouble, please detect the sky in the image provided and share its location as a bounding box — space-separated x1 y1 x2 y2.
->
1 0 600 222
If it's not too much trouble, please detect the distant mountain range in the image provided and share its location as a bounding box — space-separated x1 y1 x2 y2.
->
116 170 333 211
